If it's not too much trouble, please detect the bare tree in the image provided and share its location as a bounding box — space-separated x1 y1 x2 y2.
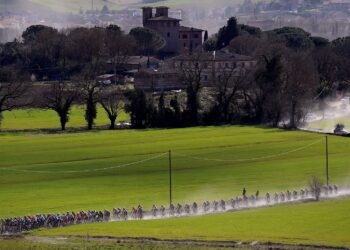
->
313 46 340 98
282 51 318 128
177 51 206 124
312 46 342 119
0 69 30 128
242 53 284 125
308 176 324 201
213 65 250 123
99 86 123 129
42 81 77 131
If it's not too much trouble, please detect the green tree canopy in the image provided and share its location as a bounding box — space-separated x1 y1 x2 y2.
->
238 24 262 37
267 27 314 50
129 27 166 56
216 17 239 50
22 25 58 44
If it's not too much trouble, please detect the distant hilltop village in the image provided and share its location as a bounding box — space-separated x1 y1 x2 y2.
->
142 6 204 55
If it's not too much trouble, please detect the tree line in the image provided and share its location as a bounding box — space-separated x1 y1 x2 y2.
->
0 18 350 131
0 24 165 130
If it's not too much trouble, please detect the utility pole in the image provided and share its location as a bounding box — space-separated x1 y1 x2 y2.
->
91 0 94 11
326 136 329 186
169 150 172 206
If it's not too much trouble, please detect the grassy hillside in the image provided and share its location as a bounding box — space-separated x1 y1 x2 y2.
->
33 197 350 247
0 126 349 219
1 106 129 131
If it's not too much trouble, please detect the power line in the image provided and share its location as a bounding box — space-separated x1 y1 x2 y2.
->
0 138 325 174
0 152 167 174
173 139 324 163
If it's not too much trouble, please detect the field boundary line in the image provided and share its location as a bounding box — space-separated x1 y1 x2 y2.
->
0 152 167 174
173 139 323 162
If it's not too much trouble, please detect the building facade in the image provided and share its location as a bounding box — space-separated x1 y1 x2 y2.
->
172 50 257 87
134 49 257 91
178 26 204 53
142 6 204 54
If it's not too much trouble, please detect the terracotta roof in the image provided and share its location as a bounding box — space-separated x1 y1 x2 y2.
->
179 26 204 32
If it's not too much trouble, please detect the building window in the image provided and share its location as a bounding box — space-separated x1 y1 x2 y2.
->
195 43 198 47
194 34 199 39
182 34 188 39
167 32 170 37
204 75 208 81
225 63 229 68
183 43 186 48
204 63 208 69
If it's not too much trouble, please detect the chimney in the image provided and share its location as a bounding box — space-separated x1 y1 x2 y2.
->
155 6 169 17
142 7 153 26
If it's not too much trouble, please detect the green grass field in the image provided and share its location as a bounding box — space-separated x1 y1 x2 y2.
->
1 125 350 219
0 237 236 250
1 122 350 247
1 106 129 131
306 115 350 132
32 197 350 248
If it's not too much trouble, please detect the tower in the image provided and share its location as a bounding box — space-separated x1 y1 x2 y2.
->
142 7 153 26
155 6 169 17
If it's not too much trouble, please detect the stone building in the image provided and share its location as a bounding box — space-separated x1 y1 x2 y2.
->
134 64 179 91
172 50 257 87
134 49 257 91
178 26 204 53
142 6 204 54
